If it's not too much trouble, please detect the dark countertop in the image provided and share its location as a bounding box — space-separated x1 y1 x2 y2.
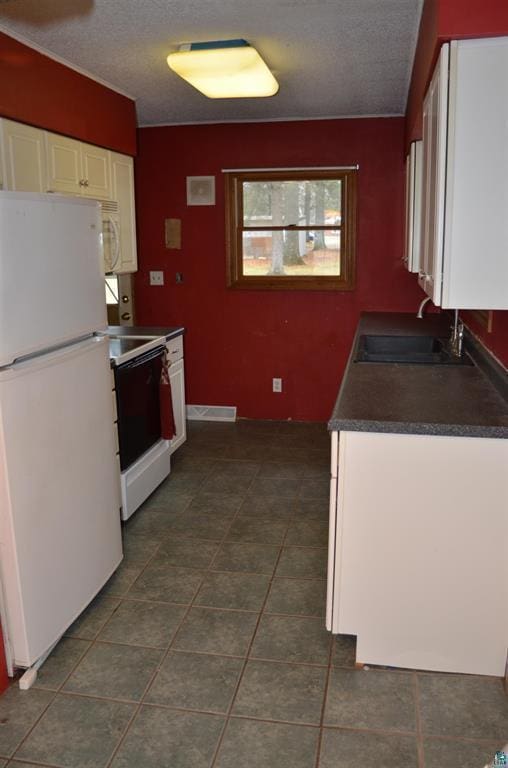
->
328 312 508 438
107 325 184 341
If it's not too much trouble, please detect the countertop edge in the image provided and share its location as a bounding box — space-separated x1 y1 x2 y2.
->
327 418 508 439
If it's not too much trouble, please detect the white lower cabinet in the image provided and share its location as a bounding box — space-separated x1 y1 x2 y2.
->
327 430 508 676
166 336 187 455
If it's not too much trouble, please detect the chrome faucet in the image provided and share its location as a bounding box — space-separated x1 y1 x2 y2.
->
417 296 432 318
449 310 464 358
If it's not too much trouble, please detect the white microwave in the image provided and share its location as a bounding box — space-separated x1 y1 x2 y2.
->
97 199 121 274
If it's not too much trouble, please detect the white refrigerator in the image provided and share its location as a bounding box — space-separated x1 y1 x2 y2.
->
0 192 122 676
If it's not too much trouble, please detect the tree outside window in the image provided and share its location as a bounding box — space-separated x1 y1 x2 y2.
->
225 168 357 290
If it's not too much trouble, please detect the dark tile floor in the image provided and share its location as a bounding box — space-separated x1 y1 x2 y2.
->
1 420 506 768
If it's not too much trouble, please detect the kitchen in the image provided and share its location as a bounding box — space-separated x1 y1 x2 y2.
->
0 1 507 767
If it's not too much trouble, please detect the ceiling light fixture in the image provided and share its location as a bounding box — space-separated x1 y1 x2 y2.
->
167 39 279 99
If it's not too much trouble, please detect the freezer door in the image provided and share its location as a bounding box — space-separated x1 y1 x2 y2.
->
0 336 122 668
0 192 107 366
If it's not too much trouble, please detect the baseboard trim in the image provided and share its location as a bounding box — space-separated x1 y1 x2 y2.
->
186 405 237 422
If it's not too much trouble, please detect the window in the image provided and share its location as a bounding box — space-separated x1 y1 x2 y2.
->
105 275 120 325
225 168 357 290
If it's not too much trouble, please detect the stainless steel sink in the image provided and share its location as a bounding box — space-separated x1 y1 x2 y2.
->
354 335 473 365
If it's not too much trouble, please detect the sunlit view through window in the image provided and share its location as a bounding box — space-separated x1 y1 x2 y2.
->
105 275 119 305
226 169 357 290
242 179 341 276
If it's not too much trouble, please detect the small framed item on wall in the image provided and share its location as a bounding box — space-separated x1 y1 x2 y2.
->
186 176 215 206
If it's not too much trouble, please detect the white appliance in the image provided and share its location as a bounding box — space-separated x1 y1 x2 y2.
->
97 199 121 274
0 192 122 678
109 337 171 521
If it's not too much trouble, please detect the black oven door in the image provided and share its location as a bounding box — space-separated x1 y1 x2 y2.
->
114 346 164 471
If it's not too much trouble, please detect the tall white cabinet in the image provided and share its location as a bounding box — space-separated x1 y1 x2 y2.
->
419 37 508 309
111 152 137 274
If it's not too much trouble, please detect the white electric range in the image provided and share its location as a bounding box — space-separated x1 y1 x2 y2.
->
108 334 170 521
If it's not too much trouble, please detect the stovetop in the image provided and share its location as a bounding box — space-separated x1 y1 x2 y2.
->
108 335 166 366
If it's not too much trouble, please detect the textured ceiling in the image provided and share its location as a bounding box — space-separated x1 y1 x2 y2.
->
0 0 424 126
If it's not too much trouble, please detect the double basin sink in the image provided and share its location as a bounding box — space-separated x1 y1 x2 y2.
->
354 335 473 365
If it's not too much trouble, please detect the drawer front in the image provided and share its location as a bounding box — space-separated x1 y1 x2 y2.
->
166 335 183 363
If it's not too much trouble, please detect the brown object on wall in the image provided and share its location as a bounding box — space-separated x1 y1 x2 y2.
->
0 31 137 155
165 218 181 249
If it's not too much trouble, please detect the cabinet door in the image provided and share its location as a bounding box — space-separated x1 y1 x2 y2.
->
1 119 46 192
81 143 111 199
45 133 83 195
404 141 423 274
419 44 449 305
111 152 137 273
443 38 508 309
169 358 187 454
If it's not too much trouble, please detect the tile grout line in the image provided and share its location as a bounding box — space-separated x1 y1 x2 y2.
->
414 672 425 768
7 631 95 763
101 454 275 768
208 497 297 768
313 608 335 768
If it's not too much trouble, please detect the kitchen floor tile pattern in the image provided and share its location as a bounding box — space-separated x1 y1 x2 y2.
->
2 420 507 768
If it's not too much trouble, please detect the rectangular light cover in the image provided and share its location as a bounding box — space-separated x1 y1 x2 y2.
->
167 39 278 99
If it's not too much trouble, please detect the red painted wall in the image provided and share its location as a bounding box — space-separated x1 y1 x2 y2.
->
0 32 137 154
405 0 508 366
439 0 508 37
134 118 424 421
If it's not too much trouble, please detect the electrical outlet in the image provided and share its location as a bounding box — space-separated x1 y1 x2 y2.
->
272 377 282 393
149 270 164 286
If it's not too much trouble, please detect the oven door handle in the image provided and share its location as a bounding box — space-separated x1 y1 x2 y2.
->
116 345 165 370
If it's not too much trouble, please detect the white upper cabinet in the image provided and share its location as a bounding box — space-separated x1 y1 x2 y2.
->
404 140 423 274
110 152 137 273
0 119 138 274
46 133 111 199
419 38 508 309
0 119 46 193
81 143 112 199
